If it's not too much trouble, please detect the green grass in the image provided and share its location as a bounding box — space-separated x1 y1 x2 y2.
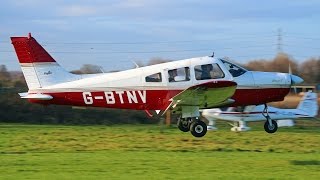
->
0 121 319 179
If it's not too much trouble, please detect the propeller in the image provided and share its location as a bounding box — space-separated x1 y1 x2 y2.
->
288 63 303 94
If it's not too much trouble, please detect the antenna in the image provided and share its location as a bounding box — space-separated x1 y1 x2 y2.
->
99 66 105 73
209 51 214 57
131 60 140 68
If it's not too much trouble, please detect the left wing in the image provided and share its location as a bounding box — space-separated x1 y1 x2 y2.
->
170 80 237 109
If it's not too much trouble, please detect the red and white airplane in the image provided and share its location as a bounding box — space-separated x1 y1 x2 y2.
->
202 91 318 132
11 33 303 137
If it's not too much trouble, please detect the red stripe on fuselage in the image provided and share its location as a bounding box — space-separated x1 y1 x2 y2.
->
28 87 290 110
230 88 290 106
29 90 181 110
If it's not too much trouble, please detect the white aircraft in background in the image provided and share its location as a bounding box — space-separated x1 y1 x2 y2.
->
202 92 318 132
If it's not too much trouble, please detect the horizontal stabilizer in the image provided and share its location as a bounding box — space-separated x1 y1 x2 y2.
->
19 92 53 100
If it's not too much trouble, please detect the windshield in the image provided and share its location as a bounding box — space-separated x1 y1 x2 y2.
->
220 59 247 77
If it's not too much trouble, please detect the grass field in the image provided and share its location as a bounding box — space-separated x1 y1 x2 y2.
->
0 121 319 179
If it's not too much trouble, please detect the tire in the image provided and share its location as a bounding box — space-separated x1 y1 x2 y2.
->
190 121 207 137
264 120 278 133
177 118 190 132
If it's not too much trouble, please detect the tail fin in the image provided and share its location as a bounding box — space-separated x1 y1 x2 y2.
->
297 91 318 117
11 33 79 89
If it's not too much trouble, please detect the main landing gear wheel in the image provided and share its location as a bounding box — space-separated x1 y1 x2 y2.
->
177 118 190 132
264 119 278 133
262 104 278 134
190 121 207 137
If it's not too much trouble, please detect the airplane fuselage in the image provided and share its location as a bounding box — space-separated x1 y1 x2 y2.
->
26 57 295 110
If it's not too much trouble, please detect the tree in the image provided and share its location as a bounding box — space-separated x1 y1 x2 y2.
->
272 53 298 74
0 65 11 87
71 64 103 74
244 53 298 74
147 57 171 65
0 65 10 81
245 60 271 71
299 58 320 84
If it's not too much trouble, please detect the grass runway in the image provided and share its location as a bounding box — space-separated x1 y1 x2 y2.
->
0 121 319 179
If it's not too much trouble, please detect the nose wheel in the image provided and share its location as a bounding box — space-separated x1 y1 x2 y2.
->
262 104 278 133
264 119 278 133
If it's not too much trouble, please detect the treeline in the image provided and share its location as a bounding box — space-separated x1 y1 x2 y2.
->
0 88 150 124
0 53 319 124
242 53 320 84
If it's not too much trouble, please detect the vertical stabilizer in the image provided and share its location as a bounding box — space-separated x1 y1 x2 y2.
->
11 33 79 90
297 92 318 117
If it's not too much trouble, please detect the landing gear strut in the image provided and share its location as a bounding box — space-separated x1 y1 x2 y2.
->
262 104 278 133
231 121 251 132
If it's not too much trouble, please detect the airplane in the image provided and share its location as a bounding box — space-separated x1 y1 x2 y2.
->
202 91 318 132
11 33 303 137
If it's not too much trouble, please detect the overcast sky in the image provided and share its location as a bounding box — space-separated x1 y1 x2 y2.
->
1 0 320 71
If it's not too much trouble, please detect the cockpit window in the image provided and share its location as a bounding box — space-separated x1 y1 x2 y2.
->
145 72 162 82
221 59 247 77
194 63 225 80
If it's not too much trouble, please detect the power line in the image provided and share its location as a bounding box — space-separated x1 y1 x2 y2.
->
282 44 320 50
284 36 320 40
1 34 320 45
0 44 278 54
42 36 276 45
0 35 277 45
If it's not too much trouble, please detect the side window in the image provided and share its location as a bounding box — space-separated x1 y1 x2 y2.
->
168 67 190 82
194 64 224 80
145 72 162 82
